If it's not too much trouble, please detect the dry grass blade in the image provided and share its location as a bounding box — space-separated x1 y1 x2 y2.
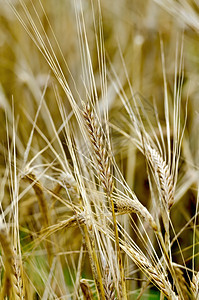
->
23 172 53 265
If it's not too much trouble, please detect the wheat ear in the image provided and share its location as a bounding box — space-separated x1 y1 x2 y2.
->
146 145 174 209
114 193 157 231
191 272 199 300
146 145 173 255
12 247 25 300
123 243 178 300
173 266 189 300
83 103 113 196
0 221 25 299
103 265 116 300
83 103 127 299
83 107 157 232
80 279 94 300
39 213 85 240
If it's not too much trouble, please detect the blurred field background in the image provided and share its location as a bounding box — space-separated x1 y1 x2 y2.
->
0 0 199 299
